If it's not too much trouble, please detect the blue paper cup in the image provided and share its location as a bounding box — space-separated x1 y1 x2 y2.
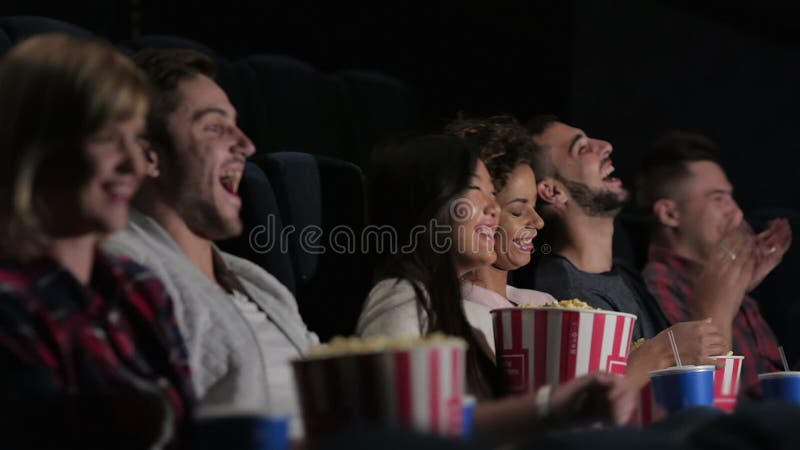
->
759 372 800 403
197 414 289 450
649 365 715 414
461 395 476 440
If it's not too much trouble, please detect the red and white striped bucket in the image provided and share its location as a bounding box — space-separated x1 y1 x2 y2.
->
629 382 666 427
292 341 467 439
712 355 744 412
492 307 637 394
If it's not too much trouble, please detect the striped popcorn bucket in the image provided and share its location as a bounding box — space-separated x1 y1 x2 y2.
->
491 307 637 394
629 382 666 427
712 355 744 412
292 341 467 439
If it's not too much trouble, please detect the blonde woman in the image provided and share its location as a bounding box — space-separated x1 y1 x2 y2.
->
0 34 194 448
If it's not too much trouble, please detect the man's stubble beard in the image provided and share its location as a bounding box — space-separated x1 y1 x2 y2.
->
555 172 629 217
161 155 243 241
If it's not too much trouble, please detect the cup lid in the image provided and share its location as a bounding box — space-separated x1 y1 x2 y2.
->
649 365 716 377
758 371 800 379
195 404 287 420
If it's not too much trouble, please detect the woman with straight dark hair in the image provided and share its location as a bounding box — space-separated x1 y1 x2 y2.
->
358 134 634 444
360 134 502 395
0 34 193 448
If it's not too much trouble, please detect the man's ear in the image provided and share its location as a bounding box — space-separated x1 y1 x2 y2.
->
141 139 160 178
537 177 567 208
652 198 679 228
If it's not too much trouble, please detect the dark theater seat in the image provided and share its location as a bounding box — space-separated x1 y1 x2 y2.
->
254 152 370 341
120 34 218 57
0 27 10 56
0 16 93 43
336 70 422 169
243 55 354 161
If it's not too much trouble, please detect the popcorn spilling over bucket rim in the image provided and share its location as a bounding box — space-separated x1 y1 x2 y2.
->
300 333 467 361
489 306 638 322
293 336 468 438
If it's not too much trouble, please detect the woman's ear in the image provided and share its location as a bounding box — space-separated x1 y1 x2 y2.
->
652 198 679 228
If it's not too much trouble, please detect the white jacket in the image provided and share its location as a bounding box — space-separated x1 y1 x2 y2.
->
356 278 494 352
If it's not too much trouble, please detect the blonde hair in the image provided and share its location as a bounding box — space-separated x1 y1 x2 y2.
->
0 33 150 259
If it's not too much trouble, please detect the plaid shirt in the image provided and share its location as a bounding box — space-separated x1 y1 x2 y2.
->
0 249 194 448
643 244 783 399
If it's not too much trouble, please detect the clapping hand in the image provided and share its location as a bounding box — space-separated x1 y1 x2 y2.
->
748 218 792 292
693 225 755 326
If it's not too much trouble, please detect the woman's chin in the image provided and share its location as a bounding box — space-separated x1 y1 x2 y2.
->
508 252 531 269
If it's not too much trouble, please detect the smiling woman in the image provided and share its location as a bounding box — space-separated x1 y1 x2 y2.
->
446 115 556 350
0 34 194 448
0 36 149 259
357 134 502 397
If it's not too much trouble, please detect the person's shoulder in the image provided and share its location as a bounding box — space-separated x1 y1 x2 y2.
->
536 254 577 273
100 250 171 305
0 260 28 291
104 221 161 265
358 278 425 338
221 250 302 314
362 278 424 318
101 249 154 278
0 262 33 321
506 285 556 306
368 278 420 301
613 258 663 293
220 250 278 285
639 258 672 281
533 255 579 286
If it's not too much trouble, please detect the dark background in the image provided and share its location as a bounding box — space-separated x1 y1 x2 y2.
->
4 0 797 210
2 0 798 354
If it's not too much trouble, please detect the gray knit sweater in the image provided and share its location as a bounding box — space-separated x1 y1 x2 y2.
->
103 210 317 435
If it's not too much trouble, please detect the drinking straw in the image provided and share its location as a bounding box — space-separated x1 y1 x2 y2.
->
779 346 790 372
667 329 682 367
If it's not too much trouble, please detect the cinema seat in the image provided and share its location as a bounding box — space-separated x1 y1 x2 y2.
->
336 70 422 168
0 16 92 43
254 152 370 341
242 55 354 160
0 27 10 56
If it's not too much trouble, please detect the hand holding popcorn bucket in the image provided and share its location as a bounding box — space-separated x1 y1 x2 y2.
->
491 300 638 394
292 335 468 440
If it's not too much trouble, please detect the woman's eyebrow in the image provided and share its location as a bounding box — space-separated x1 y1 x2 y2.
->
505 198 529 206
